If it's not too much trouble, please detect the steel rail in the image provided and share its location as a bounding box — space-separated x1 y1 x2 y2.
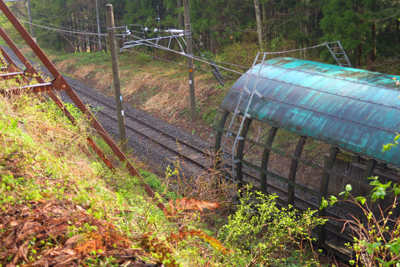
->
100 109 207 169
71 86 209 169
71 66 353 261
73 87 211 157
0 1 165 211
72 86 354 221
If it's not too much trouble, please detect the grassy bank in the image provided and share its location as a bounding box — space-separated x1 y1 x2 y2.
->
0 92 222 266
0 89 332 266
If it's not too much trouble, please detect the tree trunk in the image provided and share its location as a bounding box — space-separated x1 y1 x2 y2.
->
304 0 310 58
315 0 318 29
358 43 362 67
254 0 263 50
77 13 84 52
73 13 79 52
177 0 183 29
370 22 376 70
262 2 267 25
103 36 108 53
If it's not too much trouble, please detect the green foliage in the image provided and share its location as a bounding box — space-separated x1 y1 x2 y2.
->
219 185 326 266
0 92 224 266
136 53 153 64
2 0 398 73
383 134 400 152
320 0 400 68
320 176 400 266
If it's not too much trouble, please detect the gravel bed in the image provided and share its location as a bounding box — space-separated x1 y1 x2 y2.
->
1 45 212 175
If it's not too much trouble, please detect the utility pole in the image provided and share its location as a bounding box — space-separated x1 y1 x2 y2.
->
95 0 102 51
183 0 196 121
26 0 34 41
106 4 127 152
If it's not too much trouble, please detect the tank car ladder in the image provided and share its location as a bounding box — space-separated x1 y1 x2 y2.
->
221 52 266 183
326 41 352 67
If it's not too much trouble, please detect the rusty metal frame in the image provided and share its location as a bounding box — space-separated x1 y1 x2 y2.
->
1 83 53 95
0 1 165 210
0 71 24 80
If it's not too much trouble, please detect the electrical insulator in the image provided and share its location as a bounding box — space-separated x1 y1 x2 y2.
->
144 27 149 32
154 28 158 33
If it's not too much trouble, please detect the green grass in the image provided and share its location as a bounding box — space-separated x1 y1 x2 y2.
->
0 93 217 266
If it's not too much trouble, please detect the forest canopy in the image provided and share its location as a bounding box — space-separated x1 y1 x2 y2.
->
3 0 400 72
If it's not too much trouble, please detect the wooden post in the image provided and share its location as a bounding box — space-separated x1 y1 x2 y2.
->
106 4 127 153
183 0 196 121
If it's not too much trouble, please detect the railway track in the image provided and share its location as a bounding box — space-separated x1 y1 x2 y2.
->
71 86 353 259
71 86 337 210
72 87 212 171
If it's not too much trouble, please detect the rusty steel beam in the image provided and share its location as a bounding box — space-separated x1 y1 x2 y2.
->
0 71 24 80
1 82 52 95
0 47 26 85
0 46 19 71
0 26 116 177
0 1 165 211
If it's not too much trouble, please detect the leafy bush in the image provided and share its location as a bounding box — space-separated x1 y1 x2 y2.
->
321 178 400 267
219 185 326 266
319 135 400 267
135 52 153 65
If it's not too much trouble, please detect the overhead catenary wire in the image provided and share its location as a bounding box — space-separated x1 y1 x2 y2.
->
123 49 239 80
262 43 328 54
18 17 333 77
15 17 238 79
18 17 246 76
20 16 90 33
121 34 246 75
30 10 123 28
17 17 249 74
192 55 250 69
18 18 130 38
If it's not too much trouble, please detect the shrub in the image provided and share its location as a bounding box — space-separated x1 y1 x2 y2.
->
321 178 400 267
219 185 326 266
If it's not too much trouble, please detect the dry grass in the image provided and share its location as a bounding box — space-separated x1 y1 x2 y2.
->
51 53 224 123
0 92 240 266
